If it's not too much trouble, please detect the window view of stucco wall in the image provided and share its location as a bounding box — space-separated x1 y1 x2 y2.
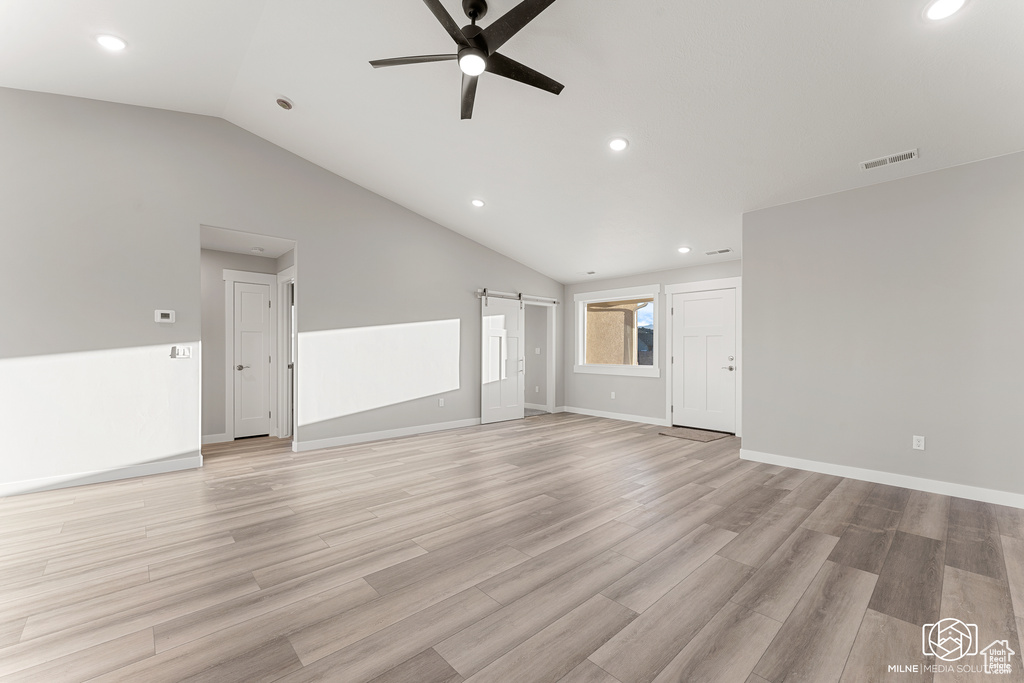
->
585 298 654 365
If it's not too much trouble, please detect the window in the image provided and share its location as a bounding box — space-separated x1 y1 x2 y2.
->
574 285 660 377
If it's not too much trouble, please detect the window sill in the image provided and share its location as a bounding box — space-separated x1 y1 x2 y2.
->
573 364 660 378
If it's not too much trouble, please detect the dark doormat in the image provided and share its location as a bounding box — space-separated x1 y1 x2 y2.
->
659 427 732 442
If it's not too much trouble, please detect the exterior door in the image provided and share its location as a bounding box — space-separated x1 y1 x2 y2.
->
234 281 272 437
672 289 736 432
481 297 525 424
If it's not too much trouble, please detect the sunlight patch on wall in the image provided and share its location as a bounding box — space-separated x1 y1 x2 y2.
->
0 342 202 488
297 319 461 426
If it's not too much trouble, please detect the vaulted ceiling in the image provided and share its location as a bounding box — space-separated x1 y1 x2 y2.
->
2 1 1022 282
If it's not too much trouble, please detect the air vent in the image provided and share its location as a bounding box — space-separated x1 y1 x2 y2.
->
860 148 918 171
705 248 733 256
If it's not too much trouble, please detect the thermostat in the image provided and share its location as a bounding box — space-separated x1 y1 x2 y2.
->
155 310 175 323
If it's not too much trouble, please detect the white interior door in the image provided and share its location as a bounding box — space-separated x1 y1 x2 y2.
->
672 289 737 432
234 281 272 437
481 297 525 424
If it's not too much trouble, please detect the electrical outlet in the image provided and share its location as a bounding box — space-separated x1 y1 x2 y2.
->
438 398 444 407
912 435 925 451
170 345 192 359
535 386 539 393
610 391 616 399
535 348 541 355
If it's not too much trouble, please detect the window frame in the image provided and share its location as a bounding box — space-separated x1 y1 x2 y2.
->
573 284 661 377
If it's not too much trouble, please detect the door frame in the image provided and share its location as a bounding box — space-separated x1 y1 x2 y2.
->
523 300 558 414
223 269 278 440
276 266 296 442
665 277 742 436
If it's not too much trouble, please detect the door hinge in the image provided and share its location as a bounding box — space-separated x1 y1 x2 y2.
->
671 307 674 314
269 411 271 418
268 300 271 308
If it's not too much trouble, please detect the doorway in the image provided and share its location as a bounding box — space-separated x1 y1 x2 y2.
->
480 290 558 425
199 225 297 446
524 301 556 416
666 278 742 435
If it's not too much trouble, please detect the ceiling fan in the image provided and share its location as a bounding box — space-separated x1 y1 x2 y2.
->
370 0 564 120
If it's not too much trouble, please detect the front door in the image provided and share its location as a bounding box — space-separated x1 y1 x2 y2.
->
234 281 272 437
481 296 525 424
672 289 736 432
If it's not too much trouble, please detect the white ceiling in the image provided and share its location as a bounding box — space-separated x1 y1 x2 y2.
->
3 0 1022 283
200 225 296 259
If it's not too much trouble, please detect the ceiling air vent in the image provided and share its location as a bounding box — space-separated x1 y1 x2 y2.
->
860 148 919 171
705 248 734 256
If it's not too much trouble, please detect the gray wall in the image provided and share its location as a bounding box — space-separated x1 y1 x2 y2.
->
277 249 295 271
743 151 1024 495
0 86 563 486
525 304 548 405
200 249 281 437
563 261 742 421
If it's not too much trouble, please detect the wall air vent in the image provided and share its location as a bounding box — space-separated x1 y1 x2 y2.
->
860 148 919 171
705 248 734 256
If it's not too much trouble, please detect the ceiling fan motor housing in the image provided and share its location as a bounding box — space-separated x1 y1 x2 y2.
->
463 0 488 21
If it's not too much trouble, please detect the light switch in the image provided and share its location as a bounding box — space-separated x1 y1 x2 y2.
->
170 345 192 359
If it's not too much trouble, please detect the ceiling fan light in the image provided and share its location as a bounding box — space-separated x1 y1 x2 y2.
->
459 49 487 76
925 0 965 20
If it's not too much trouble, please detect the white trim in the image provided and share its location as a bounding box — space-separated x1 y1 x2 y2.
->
562 406 670 427
525 403 548 411
223 269 278 440
574 284 661 378
573 284 660 302
202 433 230 445
277 265 296 442
740 448 1024 509
293 419 481 452
665 277 742 294
665 276 742 437
553 406 567 414
0 453 203 497
574 364 660 378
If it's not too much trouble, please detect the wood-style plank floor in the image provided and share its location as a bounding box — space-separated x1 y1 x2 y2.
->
1 413 1023 682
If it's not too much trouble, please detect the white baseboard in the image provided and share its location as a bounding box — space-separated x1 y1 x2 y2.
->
525 403 548 412
553 406 566 414
202 433 231 445
294 418 482 453
562 406 670 427
0 452 203 497
741 448 1024 509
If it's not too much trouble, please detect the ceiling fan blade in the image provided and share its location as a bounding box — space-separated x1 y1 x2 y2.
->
482 0 558 53
486 52 563 95
370 54 457 68
461 73 479 120
422 0 471 47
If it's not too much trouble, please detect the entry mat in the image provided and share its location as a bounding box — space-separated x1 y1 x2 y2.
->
658 427 732 442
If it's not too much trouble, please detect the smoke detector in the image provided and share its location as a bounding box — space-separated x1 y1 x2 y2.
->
860 149 918 171
251 247 265 254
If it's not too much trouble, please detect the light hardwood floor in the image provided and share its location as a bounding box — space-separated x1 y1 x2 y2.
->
1 413 1022 682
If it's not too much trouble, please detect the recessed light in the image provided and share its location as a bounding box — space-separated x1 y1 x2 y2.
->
472 199 485 208
96 35 127 51
677 247 691 254
276 97 294 110
609 138 629 152
925 0 965 20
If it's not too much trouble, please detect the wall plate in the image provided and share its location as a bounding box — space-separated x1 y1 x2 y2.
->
155 310 175 323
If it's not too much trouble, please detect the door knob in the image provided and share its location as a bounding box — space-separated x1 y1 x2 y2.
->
236 364 250 371
721 365 735 371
